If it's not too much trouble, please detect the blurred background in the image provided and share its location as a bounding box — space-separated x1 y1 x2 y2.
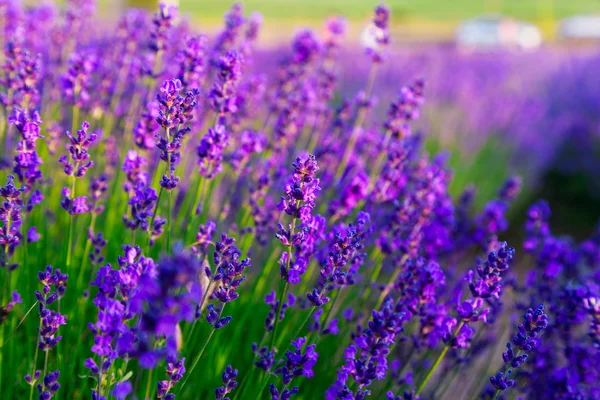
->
104 0 600 238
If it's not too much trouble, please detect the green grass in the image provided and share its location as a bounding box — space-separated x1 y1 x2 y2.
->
174 0 600 24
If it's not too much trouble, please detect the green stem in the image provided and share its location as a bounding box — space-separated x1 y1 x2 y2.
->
144 367 153 399
415 321 465 396
178 304 225 394
66 177 76 269
269 280 289 351
146 185 165 254
166 189 172 252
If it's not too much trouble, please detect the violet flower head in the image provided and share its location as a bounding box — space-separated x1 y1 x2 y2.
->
274 337 319 384
523 200 551 253
59 121 97 178
277 154 320 223
131 249 203 367
384 79 425 139
215 365 238 400
133 101 159 150
149 2 177 54
61 51 97 107
209 50 243 116
196 124 229 179
155 78 200 190
9 108 43 188
457 242 515 325
307 212 371 306
211 233 251 306
212 3 246 58
365 4 391 63
35 266 68 352
122 150 149 193
490 305 548 392
0 175 25 264
35 370 61 400
327 297 408 400
157 357 186 399
177 34 208 88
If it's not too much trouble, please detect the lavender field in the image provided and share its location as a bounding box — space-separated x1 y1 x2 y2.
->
1 1 600 400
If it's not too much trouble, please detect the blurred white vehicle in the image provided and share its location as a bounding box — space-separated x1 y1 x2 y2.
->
558 15 600 40
456 14 542 50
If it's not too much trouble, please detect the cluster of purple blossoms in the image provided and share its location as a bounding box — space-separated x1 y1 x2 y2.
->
307 212 371 306
365 4 390 63
61 51 96 107
59 121 97 215
155 78 200 190
326 297 409 400
157 357 186 400
197 124 229 179
276 155 320 284
10 108 43 188
131 248 203 367
208 50 243 117
384 79 425 139
263 290 296 333
27 266 68 398
85 246 156 398
215 365 238 400
0 175 25 269
473 176 522 250
441 242 516 354
523 200 552 253
211 3 246 61
201 233 250 328
133 101 159 151
149 3 176 56
270 337 319 398
490 305 549 392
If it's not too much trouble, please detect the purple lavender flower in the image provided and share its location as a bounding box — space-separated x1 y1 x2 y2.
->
274 337 319 384
157 357 186 399
196 124 229 179
59 121 97 178
0 175 25 268
208 50 243 117
149 3 177 55
384 79 425 139
211 3 246 59
490 305 548 393
365 4 390 63
130 248 203 367
35 266 67 353
9 108 43 188
456 242 515 326
215 365 238 400
307 212 371 306
155 78 200 190
277 155 320 224
523 200 551 253
61 51 96 108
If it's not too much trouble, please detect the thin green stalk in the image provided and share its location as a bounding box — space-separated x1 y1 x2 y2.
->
76 214 96 290
0 300 38 349
269 280 289 351
178 304 225 394
415 321 465 396
28 335 40 400
144 367 153 399
166 189 172 252
65 177 76 269
145 185 165 254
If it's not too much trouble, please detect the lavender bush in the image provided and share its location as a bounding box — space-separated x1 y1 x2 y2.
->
0 1 599 399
